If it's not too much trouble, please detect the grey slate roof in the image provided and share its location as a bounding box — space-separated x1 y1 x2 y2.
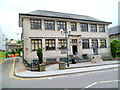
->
109 25 120 35
20 10 111 24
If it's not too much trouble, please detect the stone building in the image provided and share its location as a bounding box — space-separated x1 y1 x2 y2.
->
109 25 120 41
0 30 6 51
19 10 111 63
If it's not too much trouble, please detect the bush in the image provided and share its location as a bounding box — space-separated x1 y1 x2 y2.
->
37 48 43 64
110 39 120 58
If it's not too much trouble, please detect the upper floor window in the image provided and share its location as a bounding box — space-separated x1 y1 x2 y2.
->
71 22 77 31
45 39 55 50
58 39 67 49
30 19 41 29
31 39 42 51
100 39 106 48
90 24 97 32
81 23 88 32
82 39 89 49
72 39 77 44
57 21 66 31
45 20 55 30
99 25 105 32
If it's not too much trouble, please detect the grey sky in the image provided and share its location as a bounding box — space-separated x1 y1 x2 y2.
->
0 0 119 40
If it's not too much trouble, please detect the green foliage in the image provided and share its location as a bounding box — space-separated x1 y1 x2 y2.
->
37 48 43 64
17 40 23 44
11 49 15 55
17 47 22 54
0 51 8 59
110 39 120 58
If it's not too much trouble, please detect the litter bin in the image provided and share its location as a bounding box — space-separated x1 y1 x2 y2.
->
59 62 66 70
72 56 76 64
39 64 45 71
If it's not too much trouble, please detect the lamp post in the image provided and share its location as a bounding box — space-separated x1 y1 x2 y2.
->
60 29 71 67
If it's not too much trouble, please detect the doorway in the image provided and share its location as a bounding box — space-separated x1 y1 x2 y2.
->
72 45 78 55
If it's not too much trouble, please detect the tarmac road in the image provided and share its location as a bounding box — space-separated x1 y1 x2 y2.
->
1 57 119 89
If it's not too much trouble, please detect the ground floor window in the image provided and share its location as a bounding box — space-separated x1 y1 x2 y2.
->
82 39 89 49
92 39 98 47
100 39 106 48
58 39 67 49
46 58 57 62
31 39 42 51
45 39 55 50
59 58 67 62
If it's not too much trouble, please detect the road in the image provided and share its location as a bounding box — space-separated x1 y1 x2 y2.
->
0 58 119 89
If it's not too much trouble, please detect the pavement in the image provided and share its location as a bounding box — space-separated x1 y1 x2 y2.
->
14 57 120 78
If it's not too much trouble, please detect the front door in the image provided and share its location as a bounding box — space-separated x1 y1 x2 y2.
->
72 45 78 55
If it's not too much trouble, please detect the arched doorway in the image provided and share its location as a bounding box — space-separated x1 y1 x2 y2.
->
72 45 78 55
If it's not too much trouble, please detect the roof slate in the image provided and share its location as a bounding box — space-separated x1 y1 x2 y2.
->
109 25 120 35
19 10 111 23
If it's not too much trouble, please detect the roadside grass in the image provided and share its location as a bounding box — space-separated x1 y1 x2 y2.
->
0 52 7 64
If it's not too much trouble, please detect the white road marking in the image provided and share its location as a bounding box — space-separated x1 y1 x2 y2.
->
82 79 119 90
100 80 120 83
81 82 98 90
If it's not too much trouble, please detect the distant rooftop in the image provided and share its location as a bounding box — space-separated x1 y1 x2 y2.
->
109 25 120 35
19 10 111 24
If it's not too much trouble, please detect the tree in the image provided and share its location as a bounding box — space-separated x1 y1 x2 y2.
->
17 40 23 44
110 39 120 58
37 48 43 64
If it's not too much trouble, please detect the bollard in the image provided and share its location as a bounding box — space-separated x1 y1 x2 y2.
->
59 62 66 70
39 64 45 71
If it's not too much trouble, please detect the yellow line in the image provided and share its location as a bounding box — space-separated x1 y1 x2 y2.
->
9 59 48 80
0 59 6 64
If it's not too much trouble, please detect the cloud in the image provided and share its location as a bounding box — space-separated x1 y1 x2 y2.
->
0 0 119 40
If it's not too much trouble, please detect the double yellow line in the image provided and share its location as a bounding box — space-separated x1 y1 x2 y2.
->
9 59 48 80
0 59 6 64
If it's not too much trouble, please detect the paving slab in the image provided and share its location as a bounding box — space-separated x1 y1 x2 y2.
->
14 57 120 78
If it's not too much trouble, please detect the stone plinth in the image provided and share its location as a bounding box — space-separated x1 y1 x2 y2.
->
91 55 103 63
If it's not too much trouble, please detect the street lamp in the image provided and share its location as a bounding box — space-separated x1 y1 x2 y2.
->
60 28 71 67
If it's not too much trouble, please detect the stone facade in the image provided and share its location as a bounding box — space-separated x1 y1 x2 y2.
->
19 10 111 63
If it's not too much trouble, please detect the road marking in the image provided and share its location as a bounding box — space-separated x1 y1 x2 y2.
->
81 82 98 90
0 59 6 64
100 80 120 83
9 59 48 80
82 79 120 90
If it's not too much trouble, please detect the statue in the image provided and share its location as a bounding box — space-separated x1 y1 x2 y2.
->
92 43 98 55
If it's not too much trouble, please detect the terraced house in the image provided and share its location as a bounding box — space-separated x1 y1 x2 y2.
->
19 10 111 63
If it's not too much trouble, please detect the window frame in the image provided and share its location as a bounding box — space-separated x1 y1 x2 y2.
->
99 25 105 32
58 39 67 49
45 39 56 50
80 23 88 32
71 22 77 31
44 20 55 30
30 19 41 29
46 58 57 62
82 39 89 49
31 39 42 51
100 39 106 48
57 21 67 31
90 24 97 32
72 39 77 44
92 39 98 47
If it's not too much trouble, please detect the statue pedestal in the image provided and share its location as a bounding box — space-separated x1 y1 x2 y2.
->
91 55 103 63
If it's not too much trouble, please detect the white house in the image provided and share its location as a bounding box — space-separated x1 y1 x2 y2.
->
0 30 6 51
19 10 111 63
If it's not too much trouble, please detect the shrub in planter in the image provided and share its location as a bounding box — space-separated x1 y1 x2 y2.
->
37 48 43 64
